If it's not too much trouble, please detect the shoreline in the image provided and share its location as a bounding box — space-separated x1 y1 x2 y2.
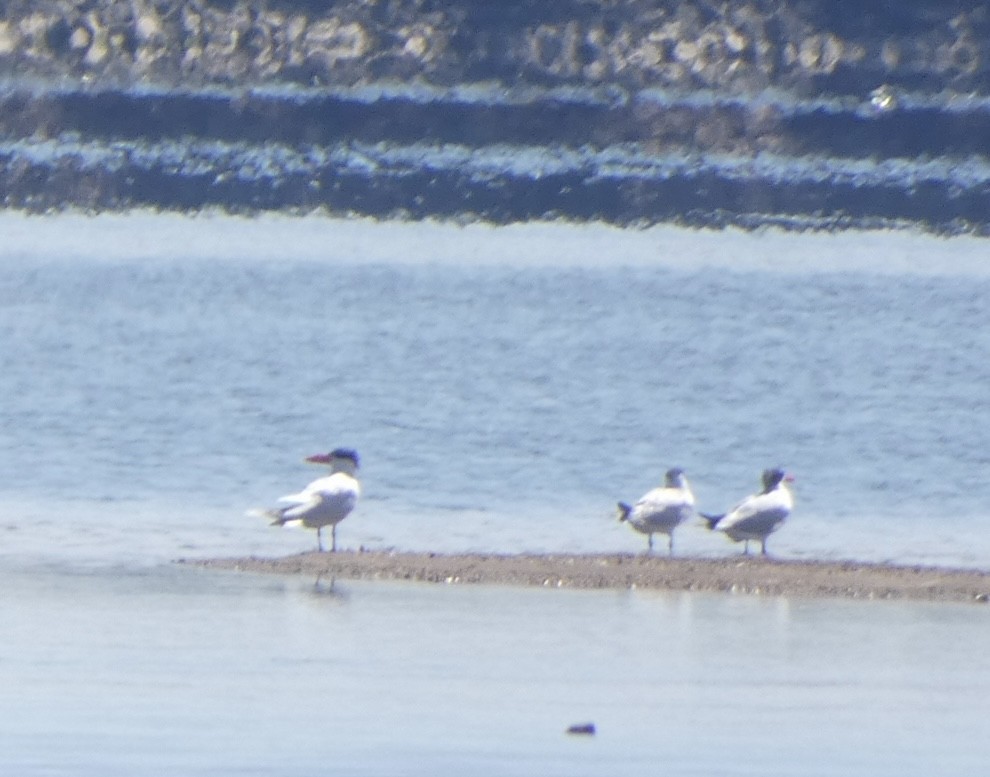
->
183 551 990 605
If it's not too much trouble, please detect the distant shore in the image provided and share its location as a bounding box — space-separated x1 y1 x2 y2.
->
3 3 990 231
185 551 990 605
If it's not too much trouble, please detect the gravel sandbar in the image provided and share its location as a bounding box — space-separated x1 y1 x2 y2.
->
184 551 990 605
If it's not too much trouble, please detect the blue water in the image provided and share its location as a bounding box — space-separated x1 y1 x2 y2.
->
1 213 989 774
1 213 989 567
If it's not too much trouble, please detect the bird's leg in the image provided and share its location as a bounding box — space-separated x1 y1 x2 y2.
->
761 538 768 556
331 524 337 553
317 526 324 553
742 540 750 555
668 534 674 556
647 533 654 553
314 573 336 593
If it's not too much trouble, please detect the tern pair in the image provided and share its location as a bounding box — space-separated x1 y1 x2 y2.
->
617 468 794 556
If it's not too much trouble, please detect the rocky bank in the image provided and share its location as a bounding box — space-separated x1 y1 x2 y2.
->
1 1 989 230
2 0 988 94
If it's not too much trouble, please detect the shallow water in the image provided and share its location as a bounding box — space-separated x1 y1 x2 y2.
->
2 566 989 777
1 213 989 774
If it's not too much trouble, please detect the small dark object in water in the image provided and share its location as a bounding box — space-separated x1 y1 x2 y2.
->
566 722 596 735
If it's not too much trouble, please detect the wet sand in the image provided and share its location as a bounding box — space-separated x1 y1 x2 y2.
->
185 551 990 605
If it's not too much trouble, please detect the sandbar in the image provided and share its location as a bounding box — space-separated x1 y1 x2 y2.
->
184 551 990 605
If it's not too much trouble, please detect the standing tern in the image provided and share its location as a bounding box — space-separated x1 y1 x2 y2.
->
617 467 696 555
702 468 794 556
256 448 361 553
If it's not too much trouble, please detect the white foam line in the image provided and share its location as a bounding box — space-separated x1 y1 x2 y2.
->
1 210 988 276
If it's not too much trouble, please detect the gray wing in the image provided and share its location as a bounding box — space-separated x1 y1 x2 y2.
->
719 492 788 534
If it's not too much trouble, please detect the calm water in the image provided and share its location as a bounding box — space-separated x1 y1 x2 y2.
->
1 213 989 774
3 567 989 777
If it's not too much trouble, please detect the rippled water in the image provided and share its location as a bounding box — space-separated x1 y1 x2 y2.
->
1 213 989 775
1 212 989 568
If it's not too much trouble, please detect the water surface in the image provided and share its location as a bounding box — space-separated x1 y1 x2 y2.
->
1 213 988 775
2 566 988 776
1 213 988 568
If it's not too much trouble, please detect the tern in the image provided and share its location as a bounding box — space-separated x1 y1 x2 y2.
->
617 467 696 555
702 468 793 556
255 448 361 552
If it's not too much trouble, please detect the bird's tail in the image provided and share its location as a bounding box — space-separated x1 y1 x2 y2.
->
616 502 632 522
700 512 724 530
247 507 292 527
